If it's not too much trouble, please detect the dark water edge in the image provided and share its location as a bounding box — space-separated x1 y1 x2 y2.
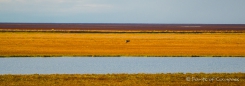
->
0 57 244 74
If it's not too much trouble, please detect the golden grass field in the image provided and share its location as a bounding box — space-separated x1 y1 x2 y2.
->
0 73 244 86
0 32 245 57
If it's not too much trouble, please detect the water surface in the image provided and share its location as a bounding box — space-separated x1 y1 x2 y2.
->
0 57 244 74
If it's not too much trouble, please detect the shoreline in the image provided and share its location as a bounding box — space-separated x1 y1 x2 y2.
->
1 55 245 58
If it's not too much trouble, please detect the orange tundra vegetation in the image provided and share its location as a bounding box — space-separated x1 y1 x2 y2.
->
0 32 245 57
0 73 244 86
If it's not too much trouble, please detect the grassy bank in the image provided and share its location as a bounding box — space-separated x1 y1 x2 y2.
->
1 32 245 57
0 73 244 86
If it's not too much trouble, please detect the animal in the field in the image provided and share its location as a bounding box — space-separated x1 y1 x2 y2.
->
125 40 130 43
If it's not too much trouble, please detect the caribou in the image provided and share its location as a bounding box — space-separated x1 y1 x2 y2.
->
125 40 130 43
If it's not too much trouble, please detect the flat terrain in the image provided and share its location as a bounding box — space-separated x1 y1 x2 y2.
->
0 73 244 86
1 23 245 32
0 32 244 57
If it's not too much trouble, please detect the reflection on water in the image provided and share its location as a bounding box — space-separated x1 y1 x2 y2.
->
0 57 244 74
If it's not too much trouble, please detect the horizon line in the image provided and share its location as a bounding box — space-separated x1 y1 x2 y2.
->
1 22 245 25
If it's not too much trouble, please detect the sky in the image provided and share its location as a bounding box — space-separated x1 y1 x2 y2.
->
0 0 245 24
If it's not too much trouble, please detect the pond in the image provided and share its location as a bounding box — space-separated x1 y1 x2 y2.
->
0 57 244 74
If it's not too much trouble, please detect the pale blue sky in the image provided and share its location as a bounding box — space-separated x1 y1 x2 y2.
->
0 0 245 24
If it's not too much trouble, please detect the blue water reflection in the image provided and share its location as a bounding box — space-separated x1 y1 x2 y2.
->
0 57 244 74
